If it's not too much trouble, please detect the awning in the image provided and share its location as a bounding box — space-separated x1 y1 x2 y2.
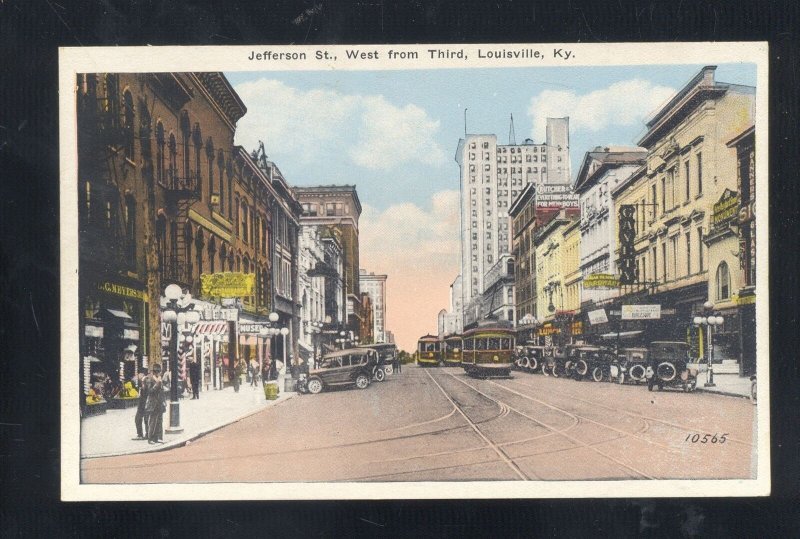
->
106 309 133 320
194 321 228 336
600 330 644 340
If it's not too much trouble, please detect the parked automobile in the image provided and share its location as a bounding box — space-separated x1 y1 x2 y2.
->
645 341 698 392
516 345 547 373
566 345 613 382
300 348 374 394
610 347 649 385
542 347 570 377
364 343 398 376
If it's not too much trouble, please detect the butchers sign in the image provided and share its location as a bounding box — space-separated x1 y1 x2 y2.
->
621 304 661 320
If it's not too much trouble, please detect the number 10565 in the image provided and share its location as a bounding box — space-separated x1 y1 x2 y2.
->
685 433 728 444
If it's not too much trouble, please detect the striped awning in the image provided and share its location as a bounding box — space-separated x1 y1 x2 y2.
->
194 321 229 336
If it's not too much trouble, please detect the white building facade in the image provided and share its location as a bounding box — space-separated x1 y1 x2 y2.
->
359 269 387 343
455 118 570 314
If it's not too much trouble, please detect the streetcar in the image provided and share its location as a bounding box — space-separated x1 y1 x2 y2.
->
461 326 515 378
417 334 443 366
442 335 463 366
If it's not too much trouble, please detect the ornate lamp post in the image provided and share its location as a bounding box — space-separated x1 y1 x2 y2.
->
693 301 724 388
162 283 200 434
280 326 291 391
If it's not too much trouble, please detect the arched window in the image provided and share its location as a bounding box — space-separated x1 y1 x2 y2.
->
226 160 233 216
234 197 240 237
195 228 205 281
184 223 194 281
123 89 135 157
208 235 217 274
241 203 249 243
180 111 191 186
124 194 136 268
155 122 165 186
228 250 234 271
206 137 215 203
716 262 730 300
235 254 241 272
243 255 250 274
167 132 177 187
192 123 203 195
217 150 225 215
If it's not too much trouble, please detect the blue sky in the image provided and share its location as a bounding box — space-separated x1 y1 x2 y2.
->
226 63 755 212
224 63 756 350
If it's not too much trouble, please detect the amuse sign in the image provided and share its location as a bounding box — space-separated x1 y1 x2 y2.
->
534 184 579 208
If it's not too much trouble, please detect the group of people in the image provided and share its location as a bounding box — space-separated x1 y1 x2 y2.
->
133 364 168 444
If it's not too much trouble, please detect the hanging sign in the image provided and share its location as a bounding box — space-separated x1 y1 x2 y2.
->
621 304 661 320
587 308 609 325
584 273 619 289
201 272 255 297
239 323 272 334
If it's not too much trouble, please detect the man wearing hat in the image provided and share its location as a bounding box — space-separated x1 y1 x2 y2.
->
144 364 166 444
133 370 149 440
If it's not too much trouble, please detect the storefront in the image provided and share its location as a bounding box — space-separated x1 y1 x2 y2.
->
80 275 148 402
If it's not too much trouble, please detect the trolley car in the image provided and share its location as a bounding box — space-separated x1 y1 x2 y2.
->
461 326 515 378
417 334 443 366
442 335 463 366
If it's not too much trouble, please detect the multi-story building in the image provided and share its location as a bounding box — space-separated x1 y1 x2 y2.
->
727 125 756 376
533 211 580 344
611 66 754 357
294 186 363 337
574 147 647 321
77 72 248 400
297 224 328 360
437 274 463 337
455 118 570 310
463 254 515 328
359 269 387 343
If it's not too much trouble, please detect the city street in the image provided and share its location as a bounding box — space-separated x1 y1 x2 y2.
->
81 365 756 483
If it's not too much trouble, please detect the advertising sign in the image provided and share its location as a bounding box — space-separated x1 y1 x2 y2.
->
535 183 579 208
201 272 255 297
587 308 609 325
239 322 272 334
621 304 662 320
583 273 620 289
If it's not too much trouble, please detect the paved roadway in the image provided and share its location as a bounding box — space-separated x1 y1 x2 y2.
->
81 365 756 483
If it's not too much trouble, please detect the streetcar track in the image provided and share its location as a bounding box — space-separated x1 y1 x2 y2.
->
505 375 751 447
488 378 679 454
423 369 532 480
364 444 490 465
437 370 657 480
376 406 457 433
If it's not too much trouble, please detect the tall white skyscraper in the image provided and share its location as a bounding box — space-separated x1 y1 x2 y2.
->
359 269 387 343
455 117 570 308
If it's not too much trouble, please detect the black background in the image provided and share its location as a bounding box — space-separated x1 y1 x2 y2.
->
1 0 798 536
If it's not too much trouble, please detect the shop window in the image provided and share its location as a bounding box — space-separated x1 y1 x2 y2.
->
716 262 730 300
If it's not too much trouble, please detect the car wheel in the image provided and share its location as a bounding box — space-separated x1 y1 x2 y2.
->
374 368 385 382
355 374 370 389
629 364 646 382
591 366 604 382
575 359 589 377
541 363 549 376
529 357 538 372
551 364 561 378
307 377 323 394
657 362 677 382
384 365 393 376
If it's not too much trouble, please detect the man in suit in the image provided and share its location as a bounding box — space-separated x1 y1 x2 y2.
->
133 371 149 440
145 363 166 444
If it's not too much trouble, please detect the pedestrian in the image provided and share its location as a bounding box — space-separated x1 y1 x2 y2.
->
393 353 401 374
145 363 166 444
133 371 149 440
250 358 260 388
189 359 201 399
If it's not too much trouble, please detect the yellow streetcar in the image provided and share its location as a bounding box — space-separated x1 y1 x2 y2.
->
442 335 463 366
461 326 515 378
417 334 443 366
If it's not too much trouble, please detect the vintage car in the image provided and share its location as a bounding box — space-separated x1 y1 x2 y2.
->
565 345 614 382
301 348 375 394
610 347 649 384
515 345 547 373
541 346 571 377
363 343 398 376
645 341 698 392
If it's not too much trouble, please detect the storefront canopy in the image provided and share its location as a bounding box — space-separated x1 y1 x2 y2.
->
194 321 229 336
600 330 644 340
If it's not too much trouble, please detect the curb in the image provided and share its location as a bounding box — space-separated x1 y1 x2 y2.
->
695 387 753 400
82 392 297 459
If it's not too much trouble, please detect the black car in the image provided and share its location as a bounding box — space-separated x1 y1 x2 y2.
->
302 348 374 394
565 345 613 382
364 343 398 376
645 341 698 392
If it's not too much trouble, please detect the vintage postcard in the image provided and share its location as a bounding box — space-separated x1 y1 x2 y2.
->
60 42 769 500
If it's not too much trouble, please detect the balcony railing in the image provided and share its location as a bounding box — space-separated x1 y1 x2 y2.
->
158 168 199 195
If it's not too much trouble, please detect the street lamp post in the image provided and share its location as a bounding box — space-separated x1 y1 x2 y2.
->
693 301 724 388
259 326 268 384
162 284 200 435
280 326 291 392
339 330 346 349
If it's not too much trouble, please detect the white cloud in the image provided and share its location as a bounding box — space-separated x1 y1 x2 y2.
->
527 79 676 140
349 96 447 170
359 190 460 351
233 79 446 171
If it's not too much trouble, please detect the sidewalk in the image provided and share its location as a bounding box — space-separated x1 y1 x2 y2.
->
81 384 296 458
695 371 754 399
